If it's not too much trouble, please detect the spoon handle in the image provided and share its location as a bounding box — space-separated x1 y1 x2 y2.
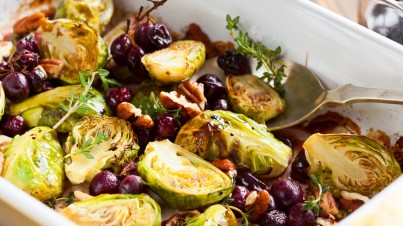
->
325 84 403 105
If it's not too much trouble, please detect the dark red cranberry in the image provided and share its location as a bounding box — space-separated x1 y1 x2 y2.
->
89 170 120 196
147 23 172 50
10 49 40 72
0 61 10 79
259 210 287 226
42 81 55 91
2 71 30 102
135 23 154 52
134 127 151 151
290 151 310 184
104 87 134 111
217 50 251 75
230 185 250 211
211 99 230 111
118 175 146 194
236 172 269 191
270 178 304 211
111 34 133 65
15 35 39 53
127 46 149 83
196 74 226 101
154 113 180 141
26 67 47 93
287 203 316 226
120 161 139 176
1 115 27 137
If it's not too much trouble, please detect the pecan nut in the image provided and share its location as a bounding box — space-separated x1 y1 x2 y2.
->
313 190 339 215
210 159 237 172
13 12 45 35
245 190 271 222
132 114 154 129
40 59 64 79
177 80 206 110
160 91 202 119
116 102 154 129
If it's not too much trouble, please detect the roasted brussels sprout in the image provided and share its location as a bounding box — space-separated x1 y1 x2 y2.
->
36 19 108 84
303 133 402 197
185 204 237 226
138 140 234 210
60 193 161 226
175 110 292 178
0 82 5 121
226 74 285 123
2 127 64 201
55 0 114 33
141 40 206 85
64 115 139 184
10 85 111 133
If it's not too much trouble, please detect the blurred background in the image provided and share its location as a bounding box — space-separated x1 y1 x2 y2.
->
313 0 403 44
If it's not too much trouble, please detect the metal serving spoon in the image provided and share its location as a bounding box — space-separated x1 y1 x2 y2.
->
265 59 403 131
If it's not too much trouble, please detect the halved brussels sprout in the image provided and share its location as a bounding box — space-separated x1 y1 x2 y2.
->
175 110 292 178
226 74 285 123
186 204 237 226
2 127 64 201
0 82 5 121
141 40 206 85
138 140 234 210
60 194 161 226
55 0 114 33
36 19 108 84
10 85 111 133
65 115 139 184
303 133 402 197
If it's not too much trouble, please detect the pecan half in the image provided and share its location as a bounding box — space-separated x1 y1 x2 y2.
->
210 159 237 172
116 102 154 129
313 190 339 215
132 114 154 129
177 80 206 110
40 59 64 79
249 190 270 221
13 12 45 35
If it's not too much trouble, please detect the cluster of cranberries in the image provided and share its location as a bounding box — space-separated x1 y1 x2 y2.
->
90 162 146 196
230 148 315 226
0 35 53 137
110 21 172 84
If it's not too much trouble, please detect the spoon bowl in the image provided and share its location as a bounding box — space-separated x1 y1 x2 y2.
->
266 58 403 131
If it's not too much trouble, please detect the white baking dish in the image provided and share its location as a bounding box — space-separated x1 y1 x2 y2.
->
1 0 403 225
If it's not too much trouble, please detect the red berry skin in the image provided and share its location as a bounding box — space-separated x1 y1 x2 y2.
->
1 115 27 137
287 203 316 226
2 71 30 103
270 178 304 211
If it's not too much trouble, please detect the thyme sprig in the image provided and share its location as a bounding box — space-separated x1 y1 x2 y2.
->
301 175 329 215
221 197 251 226
65 130 109 159
226 15 286 94
97 68 121 91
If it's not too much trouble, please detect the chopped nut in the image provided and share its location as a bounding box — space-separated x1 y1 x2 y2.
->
249 190 270 221
117 102 142 121
0 152 4 175
339 198 365 212
39 59 64 79
160 91 202 119
245 190 258 211
313 190 339 215
13 12 45 35
132 114 154 129
340 191 369 203
210 159 237 171
177 80 206 110
73 190 93 202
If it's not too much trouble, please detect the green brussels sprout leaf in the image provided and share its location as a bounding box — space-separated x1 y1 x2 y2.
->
185 204 237 226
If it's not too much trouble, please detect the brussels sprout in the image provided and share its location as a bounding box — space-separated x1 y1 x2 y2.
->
36 19 108 84
65 115 139 184
175 110 292 178
303 133 402 197
10 85 111 133
185 204 237 226
60 193 161 226
226 74 285 123
2 127 64 201
0 82 5 121
138 140 234 210
55 0 114 33
141 40 206 85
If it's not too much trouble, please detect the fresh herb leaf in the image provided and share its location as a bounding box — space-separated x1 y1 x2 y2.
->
301 175 329 215
226 15 286 94
65 130 109 159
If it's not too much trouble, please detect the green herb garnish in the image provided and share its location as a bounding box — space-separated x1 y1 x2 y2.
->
301 175 329 215
226 15 286 94
65 130 109 159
